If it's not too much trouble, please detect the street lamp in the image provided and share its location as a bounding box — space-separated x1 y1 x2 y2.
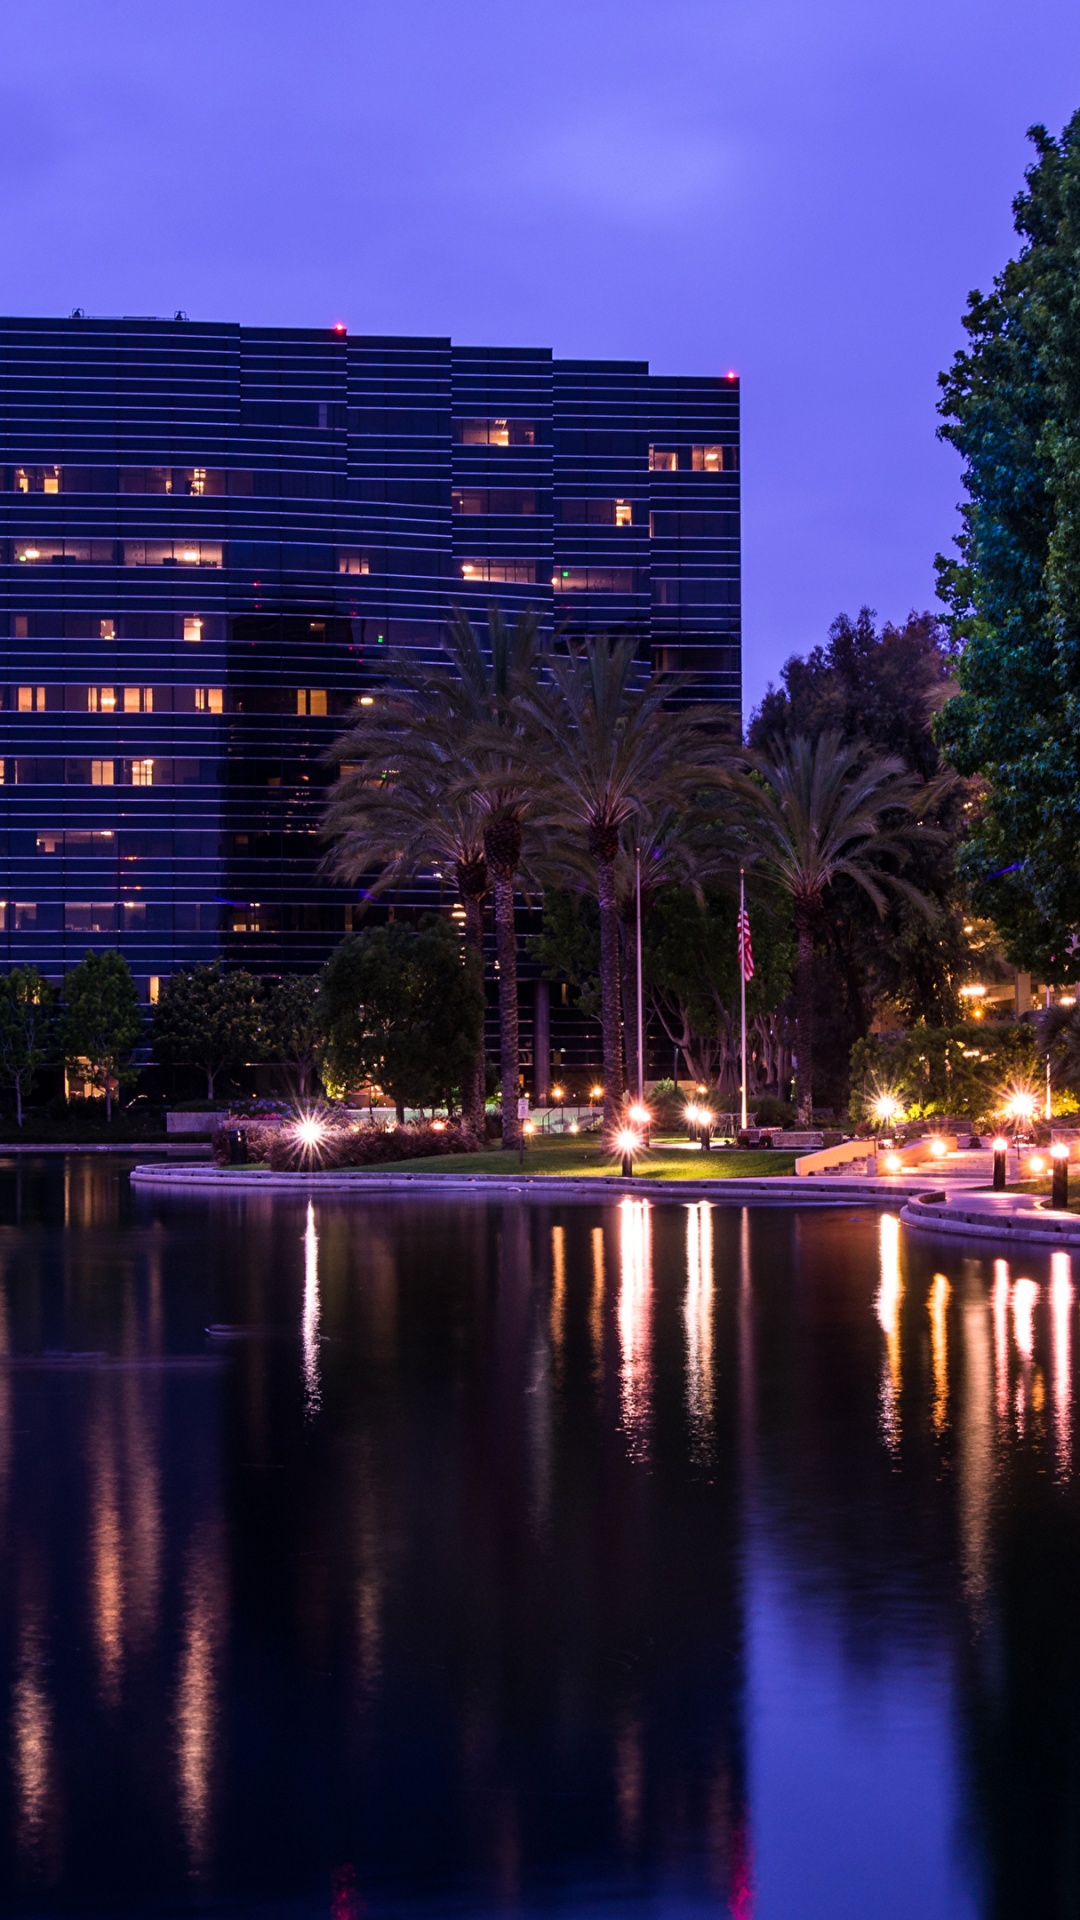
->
628 1100 651 1146
615 1127 641 1179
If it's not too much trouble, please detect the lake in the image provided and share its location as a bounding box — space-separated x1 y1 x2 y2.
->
0 1156 1076 1918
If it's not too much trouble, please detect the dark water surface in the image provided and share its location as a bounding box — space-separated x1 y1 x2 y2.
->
0 1157 1077 1918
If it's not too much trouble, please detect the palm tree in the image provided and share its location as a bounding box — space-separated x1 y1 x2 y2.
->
746 731 937 1124
523 637 735 1135
323 607 544 1147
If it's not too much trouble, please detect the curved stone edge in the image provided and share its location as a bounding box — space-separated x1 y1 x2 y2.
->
128 1163 924 1205
901 1192 1080 1248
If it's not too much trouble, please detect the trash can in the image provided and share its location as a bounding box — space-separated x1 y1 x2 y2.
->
226 1127 248 1166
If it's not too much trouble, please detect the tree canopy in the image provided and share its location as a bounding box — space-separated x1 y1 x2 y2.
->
60 952 143 1120
935 112 1080 975
152 964 263 1100
319 919 484 1119
0 967 55 1126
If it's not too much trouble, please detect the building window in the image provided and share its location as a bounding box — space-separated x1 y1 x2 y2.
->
614 499 633 527
691 445 724 472
14 615 27 638
88 688 117 712
148 975 161 1004
0 904 5 931
336 550 369 575
452 489 538 515
65 903 115 933
14 903 37 929
649 447 678 472
17 687 46 711
195 687 224 713
121 902 146 929
129 759 154 787
552 567 637 593
91 759 115 786
15 539 114 563
460 560 537 584
453 418 536 447
123 687 153 713
184 618 203 643
297 689 328 716
123 541 222 568
100 619 116 641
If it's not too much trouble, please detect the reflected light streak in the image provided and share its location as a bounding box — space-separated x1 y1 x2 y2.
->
875 1215 903 1452
302 1201 321 1420
1051 1251 1073 1481
959 1297 993 1624
684 1202 715 1453
13 1606 54 1868
1013 1276 1038 1364
89 1411 124 1706
0 1266 11 1522
175 1527 225 1877
618 1199 653 1460
590 1227 605 1379
992 1260 1010 1425
550 1226 566 1365
928 1273 951 1435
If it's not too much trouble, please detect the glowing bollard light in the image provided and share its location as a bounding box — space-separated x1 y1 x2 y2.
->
1028 1153 1046 1176
992 1135 1009 1192
698 1110 713 1153
929 1136 949 1161
628 1101 652 1146
883 1151 903 1174
1052 1142 1070 1210
616 1127 641 1179
685 1103 699 1143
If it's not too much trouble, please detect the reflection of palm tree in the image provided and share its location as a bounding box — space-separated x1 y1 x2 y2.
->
747 731 933 1123
526 638 734 1133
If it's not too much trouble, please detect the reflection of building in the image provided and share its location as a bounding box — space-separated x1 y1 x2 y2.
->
0 316 740 995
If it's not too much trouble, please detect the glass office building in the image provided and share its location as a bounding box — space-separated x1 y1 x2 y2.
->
0 315 740 995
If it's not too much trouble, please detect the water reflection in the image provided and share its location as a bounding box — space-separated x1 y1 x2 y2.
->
4 1157 1080 1915
685 1201 715 1457
617 1197 652 1459
302 1199 321 1420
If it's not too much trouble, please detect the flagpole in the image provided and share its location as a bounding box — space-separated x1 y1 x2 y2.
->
635 842 644 1102
739 867 748 1132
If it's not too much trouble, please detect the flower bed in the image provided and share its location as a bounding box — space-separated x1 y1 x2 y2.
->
211 1119 481 1170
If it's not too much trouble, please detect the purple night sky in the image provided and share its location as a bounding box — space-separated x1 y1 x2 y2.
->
2 0 1079 717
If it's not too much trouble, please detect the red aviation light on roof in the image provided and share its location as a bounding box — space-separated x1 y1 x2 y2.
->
333 322 347 334
725 370 738 381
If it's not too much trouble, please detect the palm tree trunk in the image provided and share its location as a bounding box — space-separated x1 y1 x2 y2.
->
492 873 521 1149
597 856 626 1134
795 923 815 1125
462 893 488 1138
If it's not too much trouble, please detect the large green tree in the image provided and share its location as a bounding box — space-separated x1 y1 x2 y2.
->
0 967 56 1127
319 919 484 1121
263 974 321 1099
61 951 143 1121
152 964 263 1100
936 113 1080 975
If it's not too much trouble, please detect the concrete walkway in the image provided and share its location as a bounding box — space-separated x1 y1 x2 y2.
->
901 1187 1080 1248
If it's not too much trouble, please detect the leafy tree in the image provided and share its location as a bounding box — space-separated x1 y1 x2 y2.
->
746 732 934 1122
935 112 1080 973
319 919 484 1121
263 974 321 1098
0 967 56 1126
529 891 602 1023
750 608 971 1034
850 1022 1038 1124
60 951 143 1121
645 887 793 1099
524 637 735 1133
152 964 263 1100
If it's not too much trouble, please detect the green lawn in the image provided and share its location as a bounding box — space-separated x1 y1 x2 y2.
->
345 1134 798 1180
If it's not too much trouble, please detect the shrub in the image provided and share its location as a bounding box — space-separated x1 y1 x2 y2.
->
212 1118 481 1170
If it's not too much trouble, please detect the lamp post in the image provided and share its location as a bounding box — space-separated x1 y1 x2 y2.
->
616 1127 640 1179
1052 1141 1069 1210
992 1135 1008 1192
699 1110 712 1153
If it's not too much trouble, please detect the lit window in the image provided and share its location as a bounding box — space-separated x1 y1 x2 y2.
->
195 687 223 713
190 467 207 496
460 560 537 584
615 500 633 527
88 688 117 713
14 903 37 928
36 832 63 854
453 418 536 447
17 687 46 712
100 619 116 641
148 975 161 1004
130 759 154 787
183 618 203 643
649 447 678 472
91 760 115 786
121 902 146 928
65 903 115 933
14 616 28 638
123 687 153 713
16 546 41 562
15 469 29 493
0 905 5 930
124 543 222 568
358 696 374 707
43 468 60 494
552 567 637 593
691 445 724 472
337 550 369 575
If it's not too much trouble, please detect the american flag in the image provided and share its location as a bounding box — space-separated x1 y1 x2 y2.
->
737 902 754 983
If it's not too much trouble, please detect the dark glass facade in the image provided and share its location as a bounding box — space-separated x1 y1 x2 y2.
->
0 316 740 993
